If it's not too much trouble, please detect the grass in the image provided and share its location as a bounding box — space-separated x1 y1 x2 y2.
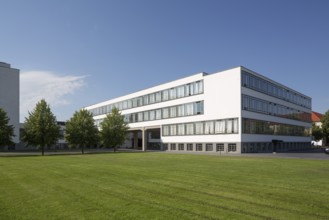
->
0 152 329 220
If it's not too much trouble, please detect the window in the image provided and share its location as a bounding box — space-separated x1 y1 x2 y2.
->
128 100 132 109
242 118 310 136
177 86 185 98
194 81 203 94
143 111 149 121
185 103 194 116
195 101 203 114
177 105 184 117
160 118 239 136
149 93 155 104
215 120 226 133
170 125 177 136
149 110 155 120
226 119 233 133
155 109 161 120
242 95 249 110
242 94 310 123
132 98 137 108
123 101 128 110
106 105 112 114
170 144 176 150
185 84 191 96
177 124 185 135
138 112 143 122
195 122 204 135
163 144 168 150
178 144 184 151
216 143 224 151
143 95 149 105
186 123 194 135
242 71 311 109
155 92 162 103
162 125 169 136
187 144 193 151
189 83 194 96
196 144 203 151
206 144 213 151
170 106 177 118
162 108 169 119
124 115 130 123
228 144 236 152
162 90 169 101
204 121 214 134
137 97 143 107
233 118 238 133
169 88 176 99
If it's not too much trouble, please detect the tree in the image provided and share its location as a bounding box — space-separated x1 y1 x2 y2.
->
22 99 60 156
0 108 15 148
321 110 329 146
65 109 99 154
312 123 323 143
100 108 129 152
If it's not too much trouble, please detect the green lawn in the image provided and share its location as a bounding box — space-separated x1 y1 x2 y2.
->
0 153 328 220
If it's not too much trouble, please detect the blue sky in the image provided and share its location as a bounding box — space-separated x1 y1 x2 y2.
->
1 0 328 122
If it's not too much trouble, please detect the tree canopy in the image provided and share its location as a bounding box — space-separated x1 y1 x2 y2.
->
22 99 60 155
100 108 129 152
65 109 99 154
0 108 15 147
312 123 323 143
321 110 329 146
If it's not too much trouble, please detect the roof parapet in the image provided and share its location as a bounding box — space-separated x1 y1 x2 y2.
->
0 62 11 68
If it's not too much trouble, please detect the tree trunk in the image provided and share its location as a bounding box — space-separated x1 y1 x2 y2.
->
41 145 44 156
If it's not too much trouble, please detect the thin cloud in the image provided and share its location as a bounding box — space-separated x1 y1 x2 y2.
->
20 70 86 120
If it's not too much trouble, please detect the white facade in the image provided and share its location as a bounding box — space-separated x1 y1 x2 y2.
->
0 62 20 144
85 66 312 153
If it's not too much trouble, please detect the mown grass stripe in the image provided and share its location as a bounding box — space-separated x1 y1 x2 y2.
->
0 153 329 220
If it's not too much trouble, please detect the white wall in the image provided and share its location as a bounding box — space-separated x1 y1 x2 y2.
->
161 67 242 144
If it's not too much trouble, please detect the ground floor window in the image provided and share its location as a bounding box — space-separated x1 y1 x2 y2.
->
196 143 203 151
187 144 193 151
178 144 184 151
163 144 168 150
206 143 213 151
228 143 236 152
216 143 224 151
170 143 176 150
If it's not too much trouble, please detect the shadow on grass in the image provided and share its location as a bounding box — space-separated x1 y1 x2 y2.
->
0 149 156 158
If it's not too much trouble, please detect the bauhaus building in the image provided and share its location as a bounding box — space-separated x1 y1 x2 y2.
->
85 66 312 153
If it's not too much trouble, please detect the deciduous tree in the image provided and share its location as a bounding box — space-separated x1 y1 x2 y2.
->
100 108 129 152
312 123 323 143
65 109 99 154
321 110 329 146
22 99 60 156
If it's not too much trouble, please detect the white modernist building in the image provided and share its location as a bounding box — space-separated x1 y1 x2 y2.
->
85 66 312 153
0 62 20 144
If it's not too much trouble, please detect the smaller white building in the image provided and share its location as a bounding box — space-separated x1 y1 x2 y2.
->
0 62 20 144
